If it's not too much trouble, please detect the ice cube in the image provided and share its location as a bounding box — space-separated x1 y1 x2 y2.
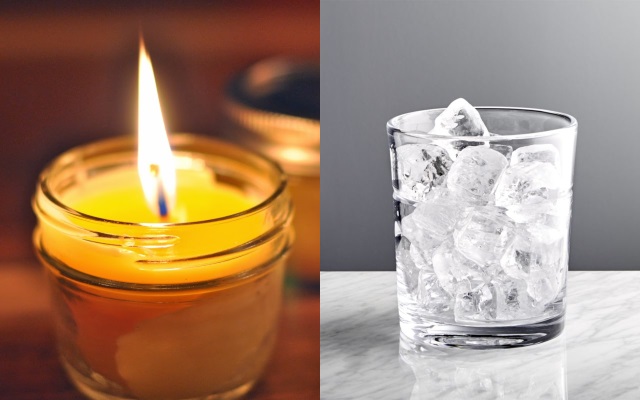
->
439 137 492 161
401 199 464 248
401 198 467 271
493 275 537 321
511 144 559 167
454 279 497 322
431 98 490 137
432 240 460 296
453 208 515 266
410 244 433 271
421 185 451 203
417 271 454 314
527 276 560 306
500 224 563 280
395 143 453 201
422 186 473 207
434 141 513 169
447 147 509 202
432 239 486 296
396 237 420 295
401 213 439 254
532 195 572 230
489 143 513 161
494 161 560 209
504 202 557 224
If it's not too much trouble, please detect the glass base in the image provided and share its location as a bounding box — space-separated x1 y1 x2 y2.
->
62 358 255 400
400 313 564 350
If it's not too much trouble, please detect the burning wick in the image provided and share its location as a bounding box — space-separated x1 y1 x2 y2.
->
150 163 169 218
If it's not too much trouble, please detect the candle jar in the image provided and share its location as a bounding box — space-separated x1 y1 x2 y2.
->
33 134 293 400
223 58 320 284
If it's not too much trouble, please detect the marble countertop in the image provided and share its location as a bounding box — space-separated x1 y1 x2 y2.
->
321 271 640 399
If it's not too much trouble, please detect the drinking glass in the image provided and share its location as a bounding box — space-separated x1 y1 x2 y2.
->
387 108 577 348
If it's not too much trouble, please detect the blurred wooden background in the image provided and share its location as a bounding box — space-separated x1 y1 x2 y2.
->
0 2 319 398
0 0 319 262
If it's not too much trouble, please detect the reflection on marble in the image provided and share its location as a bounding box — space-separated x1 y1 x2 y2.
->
400 334 566 399
321 272 640 400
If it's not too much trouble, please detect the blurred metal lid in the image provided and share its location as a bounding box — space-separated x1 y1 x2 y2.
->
224 57 319 176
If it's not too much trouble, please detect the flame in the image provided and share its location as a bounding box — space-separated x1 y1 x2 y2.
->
137 38 176 218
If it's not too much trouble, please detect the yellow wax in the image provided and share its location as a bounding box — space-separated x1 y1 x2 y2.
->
71 168 254 223
41 166 271 284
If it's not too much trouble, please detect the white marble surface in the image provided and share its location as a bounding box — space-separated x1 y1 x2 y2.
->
321 271 640 399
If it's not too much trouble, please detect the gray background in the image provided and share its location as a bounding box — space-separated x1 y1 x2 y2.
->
321 0 640 271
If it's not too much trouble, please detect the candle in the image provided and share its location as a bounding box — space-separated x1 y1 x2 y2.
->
33 40 293 400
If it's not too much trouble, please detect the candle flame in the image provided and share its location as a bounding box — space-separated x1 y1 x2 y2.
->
138 38 176 218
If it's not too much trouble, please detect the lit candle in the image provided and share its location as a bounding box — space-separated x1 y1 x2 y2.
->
136 38 177 220
33 40 293 400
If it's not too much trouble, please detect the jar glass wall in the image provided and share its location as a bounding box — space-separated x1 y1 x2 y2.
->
33 134 293 399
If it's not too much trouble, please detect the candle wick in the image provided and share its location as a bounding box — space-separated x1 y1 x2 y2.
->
157 186 168 219
150 164 169 219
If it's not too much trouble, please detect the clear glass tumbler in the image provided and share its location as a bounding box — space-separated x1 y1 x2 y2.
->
387 107 577 348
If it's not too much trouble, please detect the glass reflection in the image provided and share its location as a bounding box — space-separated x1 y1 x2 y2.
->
399 333 567 399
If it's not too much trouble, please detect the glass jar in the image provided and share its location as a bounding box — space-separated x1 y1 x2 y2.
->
388 108 577 349
223 58 319 284
33 134 293 399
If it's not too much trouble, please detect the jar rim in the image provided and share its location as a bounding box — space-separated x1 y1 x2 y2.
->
36 133 289 228
387 106 577 141
36 230 290 292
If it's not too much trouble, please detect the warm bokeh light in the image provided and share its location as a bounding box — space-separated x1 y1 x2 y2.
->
279 147 310 163
137 38 176 217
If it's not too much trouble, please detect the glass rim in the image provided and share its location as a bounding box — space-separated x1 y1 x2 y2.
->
387 106 578 141
36 231 290 292
36 133 289 228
